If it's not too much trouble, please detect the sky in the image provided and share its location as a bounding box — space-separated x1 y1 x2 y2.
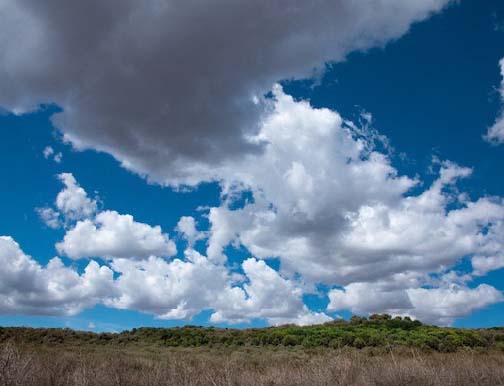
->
1 0 504 331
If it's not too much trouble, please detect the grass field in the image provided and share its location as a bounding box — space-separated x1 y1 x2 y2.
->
1 343 504 386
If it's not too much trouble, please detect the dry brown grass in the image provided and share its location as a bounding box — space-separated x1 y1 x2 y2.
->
1 342 504 386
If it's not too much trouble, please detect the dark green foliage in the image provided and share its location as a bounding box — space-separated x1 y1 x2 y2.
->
1 315 502 352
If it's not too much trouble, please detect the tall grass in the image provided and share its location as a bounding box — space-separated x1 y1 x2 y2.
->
1 343 504 386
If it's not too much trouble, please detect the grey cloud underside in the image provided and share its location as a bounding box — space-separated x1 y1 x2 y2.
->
1 0 450 185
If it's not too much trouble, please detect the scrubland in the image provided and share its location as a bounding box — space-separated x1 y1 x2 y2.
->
1 315 504 386
2 343 504 386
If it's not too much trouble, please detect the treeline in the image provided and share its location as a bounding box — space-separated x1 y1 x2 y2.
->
1 314 504 352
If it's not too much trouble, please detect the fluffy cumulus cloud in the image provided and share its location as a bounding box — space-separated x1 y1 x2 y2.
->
56 210 177 260
327 279 503 325
29 174 325 325
106 252 327 325
0 236 114 316
473 253 504 277
55 173 97 221
0 0 451 185
207 89 504 286
35 172 177 260
210 258 331 325
203 89 504 323
484 58 504 144
406 285 503 325
105 249 238 321
207 87 417 280
37 173 95 228
0 233 327 325
176 216 204 247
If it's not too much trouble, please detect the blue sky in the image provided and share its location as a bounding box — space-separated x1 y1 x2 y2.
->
1 0 504 331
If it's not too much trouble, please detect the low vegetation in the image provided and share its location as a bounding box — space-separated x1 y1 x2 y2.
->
1 342 504 386
1 314 504 352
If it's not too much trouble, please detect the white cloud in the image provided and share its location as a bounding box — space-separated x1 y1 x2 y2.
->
43 146 63 163
56 210 177 260
206 86 417 276
206 89 504 288
0 236 114 316
105 249 236 320
407 284 503 325
327 278 503 325
41 173 176 260
56 173 97 221
1 235 328 325
36 207 61 229
470 214 504 275
495 58 504 99
328 282 414 316
210 258 331 326
484 58 504 144
472 254 504 277
104 250 329 326
43 146 54 159
198 88 504 324
485 118 504 145
175 216 204 247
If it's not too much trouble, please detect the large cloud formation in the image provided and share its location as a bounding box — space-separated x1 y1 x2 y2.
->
0 0 450 185
0 233 329 325
31 173 329 325
4 90 504 326
203 88 504 324
207 89 504 286
2 0 504 326
2 182 330 325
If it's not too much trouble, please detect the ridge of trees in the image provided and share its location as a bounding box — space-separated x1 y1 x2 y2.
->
1 314 503 352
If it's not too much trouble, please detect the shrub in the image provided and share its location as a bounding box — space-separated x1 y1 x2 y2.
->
282 335 301 346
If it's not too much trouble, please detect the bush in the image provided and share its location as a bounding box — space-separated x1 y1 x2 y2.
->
353 337 366 349
282 335 301 346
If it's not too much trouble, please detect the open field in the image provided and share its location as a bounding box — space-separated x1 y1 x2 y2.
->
1 343 504 386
